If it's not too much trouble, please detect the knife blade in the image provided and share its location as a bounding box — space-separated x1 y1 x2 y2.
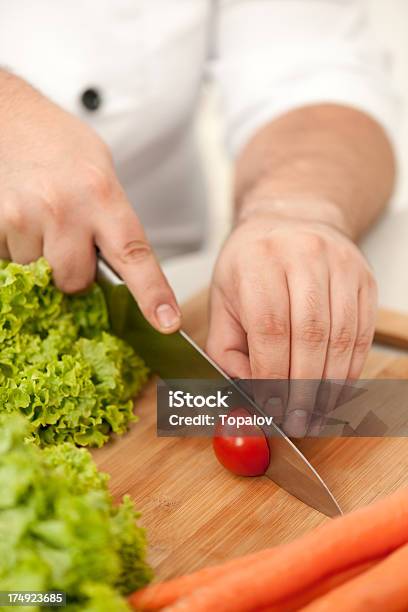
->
96 258 342 517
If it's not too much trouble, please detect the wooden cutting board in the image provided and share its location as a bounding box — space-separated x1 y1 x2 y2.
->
93 292 408 580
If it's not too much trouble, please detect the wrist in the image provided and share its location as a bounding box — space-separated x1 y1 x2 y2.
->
236 192 353 239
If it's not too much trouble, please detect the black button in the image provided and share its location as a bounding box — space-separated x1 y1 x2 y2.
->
81 87 102 111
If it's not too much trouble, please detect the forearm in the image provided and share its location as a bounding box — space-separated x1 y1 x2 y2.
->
0 69 49 129
0 68 33 102
235 104 396 240
0 69 23 115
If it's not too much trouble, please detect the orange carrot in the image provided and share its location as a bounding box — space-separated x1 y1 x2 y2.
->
261 558 380 611
130 555 381 611
129 549 277 610
301 542 408 612
165 488 408 612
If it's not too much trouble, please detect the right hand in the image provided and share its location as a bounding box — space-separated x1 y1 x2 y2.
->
0 71 181 333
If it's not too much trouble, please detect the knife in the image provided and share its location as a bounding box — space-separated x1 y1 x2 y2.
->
96 257 342 517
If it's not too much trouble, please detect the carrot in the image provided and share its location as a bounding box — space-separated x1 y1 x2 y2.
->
129 555 381 612
260 558 380 611
301 542 408 612
165 488 408 612
128 549 277 610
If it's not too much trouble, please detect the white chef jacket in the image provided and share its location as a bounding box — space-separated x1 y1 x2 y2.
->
0 1 399 259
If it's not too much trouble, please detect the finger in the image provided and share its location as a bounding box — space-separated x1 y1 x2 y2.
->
308 379 344 436
244 265 291 380
308 413 326 437
261 381 288 428
240 266 290 413
7 230 42 264
312 379 345 434
283 260 330 437
95 202 181 334
1 202 41 263
207 289 288 420
43 228 96 293
347 278 377 380
320 268 360 417
206 287 251 378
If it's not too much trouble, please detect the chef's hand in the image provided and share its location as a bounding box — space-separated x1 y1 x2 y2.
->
0 70 180 333
206 211 377 436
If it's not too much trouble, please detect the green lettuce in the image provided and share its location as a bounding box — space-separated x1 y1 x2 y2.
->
0 258 149 446
0 415 153 611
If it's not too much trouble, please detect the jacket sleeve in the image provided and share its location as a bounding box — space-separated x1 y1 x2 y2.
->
211 0 400 157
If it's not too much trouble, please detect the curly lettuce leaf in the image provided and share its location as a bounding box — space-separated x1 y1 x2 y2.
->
0 258 149 447
0 415 152 610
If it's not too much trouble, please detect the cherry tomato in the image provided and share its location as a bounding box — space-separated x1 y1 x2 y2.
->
213 407 270 477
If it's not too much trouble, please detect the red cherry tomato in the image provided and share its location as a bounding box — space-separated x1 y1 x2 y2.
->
213 407 270 477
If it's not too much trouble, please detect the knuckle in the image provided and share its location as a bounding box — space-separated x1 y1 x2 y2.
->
354 330 373 355
3 200 26 231
240 238 268 265
298 319 329 350
329 326 355 354
244 233 285 262
117 239 152 264
251 312 289 343
298 232 326 256
81 164 113 202
42 197 67 227
3 192 69 230
336 245 355 267
255 236 280 258
366 272 378 293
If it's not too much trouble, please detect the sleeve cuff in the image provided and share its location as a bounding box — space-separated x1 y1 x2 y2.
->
226 70 401 162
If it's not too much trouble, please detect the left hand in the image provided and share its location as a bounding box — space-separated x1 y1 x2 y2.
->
206 211 377 436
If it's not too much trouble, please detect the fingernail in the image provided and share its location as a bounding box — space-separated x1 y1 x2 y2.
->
284 409 309 438
156 303 180 329
264 397 284 420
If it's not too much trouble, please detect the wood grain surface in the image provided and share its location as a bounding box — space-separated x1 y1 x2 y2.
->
375 307 408 350
93 293 408 579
